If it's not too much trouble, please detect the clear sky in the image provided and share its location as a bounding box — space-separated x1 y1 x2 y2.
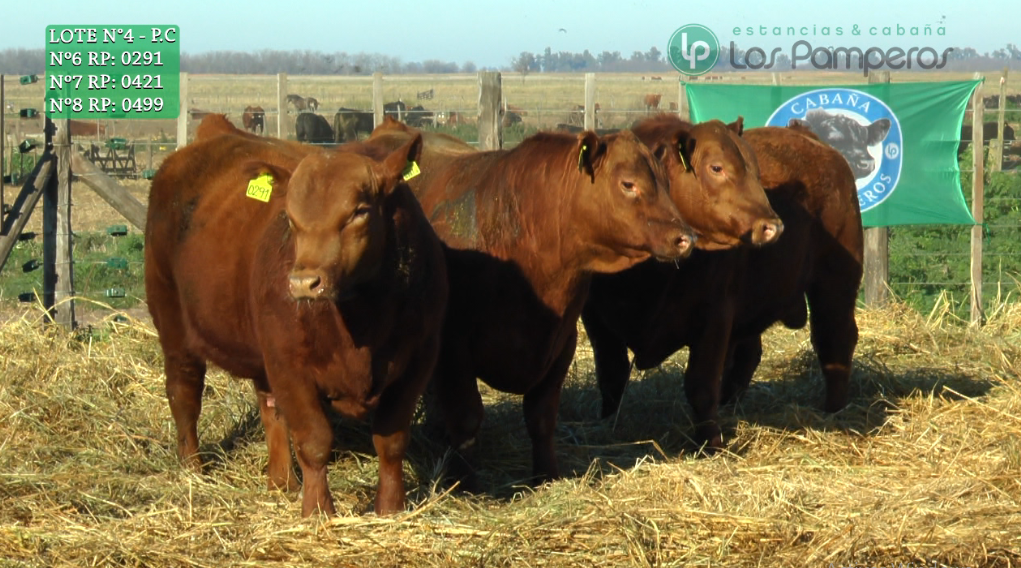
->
5 0 1017 69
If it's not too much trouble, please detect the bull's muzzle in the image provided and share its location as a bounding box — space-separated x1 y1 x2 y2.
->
750 218 785 246
288 271 327 300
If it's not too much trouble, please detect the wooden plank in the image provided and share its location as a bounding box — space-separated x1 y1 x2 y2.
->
277 72 287 140
863 70 890 308
0 157 52 273
71 152 147 230
970 72 985 326
372 72 384 129
584 73 596 130
177 71 188 149
46 119 75 327
477 71 503 151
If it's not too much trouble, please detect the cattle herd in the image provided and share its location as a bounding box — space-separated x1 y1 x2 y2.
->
144 104 864 517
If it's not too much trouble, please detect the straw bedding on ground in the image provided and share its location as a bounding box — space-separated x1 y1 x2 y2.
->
1 295 1019 567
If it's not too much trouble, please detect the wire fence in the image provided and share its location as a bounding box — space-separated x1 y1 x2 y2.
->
2 71 1019 319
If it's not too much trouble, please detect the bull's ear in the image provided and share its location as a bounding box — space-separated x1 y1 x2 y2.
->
378 132 424 194
663 128 695 173
677 128 697 173
728 116 745 136
576 130 604 180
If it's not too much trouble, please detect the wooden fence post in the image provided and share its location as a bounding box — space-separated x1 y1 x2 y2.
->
277 72 288 140
176 71 188 149
863 70 890 308
373 73 384 129
478 71 503 151
971 72 985 326
992 69 1007 173
584 73 596 130
44 119 75 328
1 74 5 228
678 78 689 121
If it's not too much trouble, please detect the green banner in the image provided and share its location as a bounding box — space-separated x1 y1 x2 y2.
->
687 81 979 227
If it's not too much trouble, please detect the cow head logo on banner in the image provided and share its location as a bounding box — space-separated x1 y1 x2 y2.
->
767 88 903 213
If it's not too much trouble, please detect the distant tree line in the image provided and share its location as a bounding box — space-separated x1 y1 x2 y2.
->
0 44 1018 76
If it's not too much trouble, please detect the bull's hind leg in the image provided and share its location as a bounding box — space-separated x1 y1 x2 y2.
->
523 331 577 483
581 306 633 419
147 281 208 470
719 335 763 406
164 351 207 470
253 378 298 492
371 338 441 515
807 278 859 413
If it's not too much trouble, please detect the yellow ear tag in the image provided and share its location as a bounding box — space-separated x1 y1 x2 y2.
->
402 160 421 181
246 173 274 202
578 144 587 171
678 147 691 172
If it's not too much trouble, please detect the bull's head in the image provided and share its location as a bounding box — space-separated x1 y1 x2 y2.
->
652 118 783 250
247 134 423 302
573 129 696 273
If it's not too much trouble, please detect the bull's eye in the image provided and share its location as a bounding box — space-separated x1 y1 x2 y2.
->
351 205 372 223
710 165 724 175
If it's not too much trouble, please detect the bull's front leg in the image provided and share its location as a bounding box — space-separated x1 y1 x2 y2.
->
431 340 485 492
370 338 441 515
683 304 736 453
523 330 577 483
264 362 336 517
719 335 763 406
581 304 634 419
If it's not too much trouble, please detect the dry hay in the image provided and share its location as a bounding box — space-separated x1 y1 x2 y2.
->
1 294 1020 567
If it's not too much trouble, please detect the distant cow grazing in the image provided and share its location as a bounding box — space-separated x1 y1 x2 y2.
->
242 105 265 135
789 109 890 179
285 94 307 112
644 93 662 112
567 103 601 126
145 120 448 517
67 119 106 138
405 105 435 128
334 108 375 143
959 122 1016 156
295 113 335 144
412 129 695 487
583 115 863 451
383 100 407 120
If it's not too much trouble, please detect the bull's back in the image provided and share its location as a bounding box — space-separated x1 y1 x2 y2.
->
414 151 506 248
